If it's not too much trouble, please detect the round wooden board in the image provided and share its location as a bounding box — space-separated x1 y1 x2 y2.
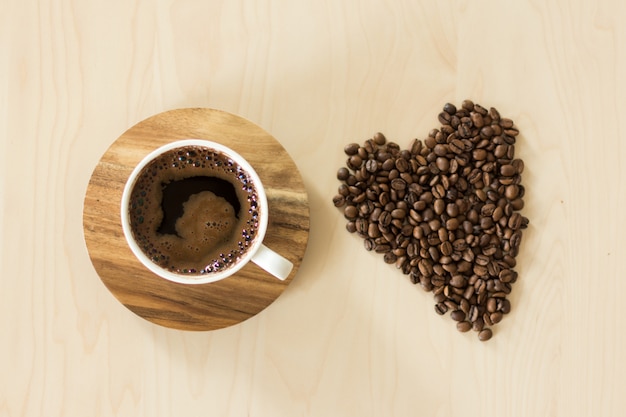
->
83 108 310 331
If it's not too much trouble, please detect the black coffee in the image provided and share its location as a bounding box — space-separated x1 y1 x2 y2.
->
128 145 260 275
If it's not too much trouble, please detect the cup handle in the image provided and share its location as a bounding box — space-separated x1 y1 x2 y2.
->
251 244 293 280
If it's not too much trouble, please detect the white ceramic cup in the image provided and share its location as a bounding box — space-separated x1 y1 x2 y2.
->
120 139 293 284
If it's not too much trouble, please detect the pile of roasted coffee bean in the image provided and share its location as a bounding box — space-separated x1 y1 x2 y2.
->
332 100 528 341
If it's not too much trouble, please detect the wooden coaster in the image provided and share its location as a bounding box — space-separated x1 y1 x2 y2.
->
83 108 310 331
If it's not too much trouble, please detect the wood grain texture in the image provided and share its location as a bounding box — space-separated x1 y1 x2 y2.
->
83 108 309 330
2 0 626 416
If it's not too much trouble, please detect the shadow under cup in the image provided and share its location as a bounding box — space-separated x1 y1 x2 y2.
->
120 139 271 284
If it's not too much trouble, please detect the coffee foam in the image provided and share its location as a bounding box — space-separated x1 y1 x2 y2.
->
155 191 238 264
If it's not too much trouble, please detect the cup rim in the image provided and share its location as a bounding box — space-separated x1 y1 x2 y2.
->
120 139 268 284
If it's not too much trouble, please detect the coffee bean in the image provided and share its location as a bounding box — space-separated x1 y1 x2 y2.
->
504 127 519 137
472 149 488 161
450 275 466 288
480 217 494 230
355 218 368 234
378 191 389 206
508 212 523 230
439 219 455 233
440 241 453 256
375 243 391 253
457 321 472 332
379 214 393 231
445 203 459 217
505 184 519 200
394 156 408 171
391 178 407 191
438 111 451 125
500 164 516 176
478 328 493 341
373 132 386 145
472 318 485 333
431 144 445 158
497 269 512 283
381 158 394 171
498 118 512 129
383 252 397 264
449 139 465 154
353 193 366 204
483 312 493 326
365 159 379 173
492 206 504 221
344 205 358 219
435 303 448 315
409 139 422 155
406 242 418 257
488 107 500 123
433 199 445 215
454 123 466 139
480 126 494 138
510 231 523 249
348 155 362 169
337 167 350 180
432 184 444 199
347 185 360 196
459 298 470 314
469 112 483 128
428 219 441 232
480 203 496 217
418 259 433 277
511 198 525 211
462 99 474 110
436 157 450 172
450 310 466 322
471 104 486 116
344 143 360 155
475 254 490 266
443 103 457 115
501 298 512 314
391 208 406 219
367 221 380 236
427 246 440 263
490 311 503 324
494 144 508 158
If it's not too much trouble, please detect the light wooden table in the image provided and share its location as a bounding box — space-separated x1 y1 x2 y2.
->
1 1 625 416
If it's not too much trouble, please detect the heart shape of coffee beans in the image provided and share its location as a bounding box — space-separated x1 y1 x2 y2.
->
333 100 529 341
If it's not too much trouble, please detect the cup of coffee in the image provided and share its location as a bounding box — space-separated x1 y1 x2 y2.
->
120 139 293 284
